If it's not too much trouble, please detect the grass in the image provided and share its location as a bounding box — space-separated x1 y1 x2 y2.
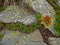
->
54 6 60 36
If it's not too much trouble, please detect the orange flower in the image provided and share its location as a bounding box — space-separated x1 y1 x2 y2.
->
41 15 52 28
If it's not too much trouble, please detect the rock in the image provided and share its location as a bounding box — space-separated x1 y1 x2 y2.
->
26 29 43 41
23 0 56 35
57 0 60 6
0 30 6 41
0 5 36 25
48 37 60 45
0 29 47 45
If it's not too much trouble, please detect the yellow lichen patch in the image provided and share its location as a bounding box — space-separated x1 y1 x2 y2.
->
27 35 31 40
20 38 24 43
17 9 23 12
12 32 19 37
17 10 21 13
8 5 15 10
7 17 14 20
41 15 53 28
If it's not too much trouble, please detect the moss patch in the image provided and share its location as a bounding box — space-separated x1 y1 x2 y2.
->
4 21 41 33
54 6 60 36
0 34 4 39
35 12 41 20
0 6 6 11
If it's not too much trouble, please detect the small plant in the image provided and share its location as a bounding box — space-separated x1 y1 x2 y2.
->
35 12 41 20
20 24 27 33
5 23 16 30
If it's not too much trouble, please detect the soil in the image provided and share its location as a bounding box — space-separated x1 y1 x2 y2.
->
38 25 60 45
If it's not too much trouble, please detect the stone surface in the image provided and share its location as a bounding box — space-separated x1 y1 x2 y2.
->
57 0 60 6
23 0 56 35
0 29 47 45
48 37 60 45
0 5 36 25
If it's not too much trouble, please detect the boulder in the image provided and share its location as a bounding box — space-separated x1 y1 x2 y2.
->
48 37 60 45
0 5 36 25
0 29 47 45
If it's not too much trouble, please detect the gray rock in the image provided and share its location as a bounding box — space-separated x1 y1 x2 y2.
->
0 29 47 45
0 5 36 25
48 37 60 45
58 0 60 6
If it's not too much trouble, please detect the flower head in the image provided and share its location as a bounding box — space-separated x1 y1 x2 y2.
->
41 15 53 28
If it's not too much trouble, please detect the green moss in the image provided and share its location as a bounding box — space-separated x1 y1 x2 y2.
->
0 34 4 39
4 21 41 33
35 12 41 20
19 22 41 33
20 24 26 33
54 6 60 36
0 22 4 28
15 23 21 30
26 23 38 33
54 23 60 35
5 24 16 30
0 6 6 11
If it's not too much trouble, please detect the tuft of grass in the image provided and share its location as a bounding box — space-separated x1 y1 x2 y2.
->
54 6 60 36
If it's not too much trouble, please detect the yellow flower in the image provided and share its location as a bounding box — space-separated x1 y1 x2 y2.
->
41 15 53 28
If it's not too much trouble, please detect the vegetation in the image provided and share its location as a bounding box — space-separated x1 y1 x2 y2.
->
4 22 41 33
35 12 41 20
0 34 4 40
0 6 6 11
54 6 60 36
0 12 42 33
